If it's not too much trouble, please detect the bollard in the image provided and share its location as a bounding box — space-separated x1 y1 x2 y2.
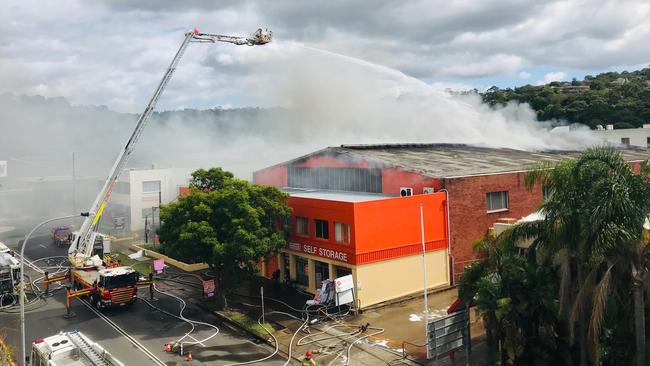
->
63 286 76 319
149 273 154 300
44 271 49 295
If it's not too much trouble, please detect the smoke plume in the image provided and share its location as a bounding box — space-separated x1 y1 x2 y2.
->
0 43 598 236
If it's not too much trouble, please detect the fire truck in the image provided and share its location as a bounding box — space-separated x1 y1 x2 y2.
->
0 241 20 296
45 28 272 311
30 329 124 366
51 226 73 247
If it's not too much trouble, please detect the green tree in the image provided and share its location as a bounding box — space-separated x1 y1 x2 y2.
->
159 167 292 305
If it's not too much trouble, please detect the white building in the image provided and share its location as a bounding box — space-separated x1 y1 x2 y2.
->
108 167 194 233
591 124 650 148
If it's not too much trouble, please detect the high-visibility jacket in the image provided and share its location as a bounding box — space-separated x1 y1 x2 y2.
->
302 358 316 366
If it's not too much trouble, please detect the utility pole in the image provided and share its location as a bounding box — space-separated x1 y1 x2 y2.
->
151 206 156 244
144 215 149 244
72 152 76 214
420 204 429 348
157 189 162 245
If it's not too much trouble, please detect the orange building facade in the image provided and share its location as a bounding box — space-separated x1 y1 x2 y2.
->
262 190 451 309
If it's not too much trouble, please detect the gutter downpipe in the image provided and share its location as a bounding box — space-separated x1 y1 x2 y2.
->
439 187 454 286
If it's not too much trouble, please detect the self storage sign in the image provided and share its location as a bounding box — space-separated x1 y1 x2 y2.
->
288 242 350 263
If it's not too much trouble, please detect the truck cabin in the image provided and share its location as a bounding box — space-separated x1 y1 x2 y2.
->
98 268 139 289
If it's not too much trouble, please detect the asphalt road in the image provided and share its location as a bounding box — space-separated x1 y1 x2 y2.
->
1 234 289 365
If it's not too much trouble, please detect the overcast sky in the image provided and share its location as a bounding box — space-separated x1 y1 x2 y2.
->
2 0 650 112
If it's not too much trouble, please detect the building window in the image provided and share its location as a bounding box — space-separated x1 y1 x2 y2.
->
142 180 161 193
334 222 350 244
315 219 329 239
314 260 329 288
486 191 509 212
335 266 352 279
646 137 650 148
295 216 309 236
287 167 383 193
295 256 309 286
621 137 630 145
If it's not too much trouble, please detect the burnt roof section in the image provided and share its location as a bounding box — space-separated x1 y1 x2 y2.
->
255 143 650 179
328 143 650 178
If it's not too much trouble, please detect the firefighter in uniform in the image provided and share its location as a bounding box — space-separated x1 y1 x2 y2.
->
302 351 316 365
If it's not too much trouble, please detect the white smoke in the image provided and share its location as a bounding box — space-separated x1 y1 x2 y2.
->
239 41 597 151
0 42 600 236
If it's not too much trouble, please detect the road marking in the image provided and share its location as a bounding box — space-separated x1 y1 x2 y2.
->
39 244 47 249
80 299 167 366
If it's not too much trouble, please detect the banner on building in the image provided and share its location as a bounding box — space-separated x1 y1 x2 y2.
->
0 160 6 177
113 217 125 230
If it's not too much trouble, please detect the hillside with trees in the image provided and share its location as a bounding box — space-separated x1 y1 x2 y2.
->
481 67 650 129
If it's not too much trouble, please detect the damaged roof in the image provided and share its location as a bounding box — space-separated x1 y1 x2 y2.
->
283 143 650 179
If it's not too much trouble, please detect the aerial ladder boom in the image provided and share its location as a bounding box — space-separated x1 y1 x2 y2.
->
68 28 272 267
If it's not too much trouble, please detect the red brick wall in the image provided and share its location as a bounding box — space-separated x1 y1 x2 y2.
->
444 172 543 282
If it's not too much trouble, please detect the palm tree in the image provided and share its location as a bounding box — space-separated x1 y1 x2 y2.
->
503 146 650 365
459 237 561 364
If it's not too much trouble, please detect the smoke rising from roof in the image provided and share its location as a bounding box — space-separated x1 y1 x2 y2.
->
0 42 597 235
241 42 596 151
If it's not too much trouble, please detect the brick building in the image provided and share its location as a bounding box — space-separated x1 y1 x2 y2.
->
254 144 650 283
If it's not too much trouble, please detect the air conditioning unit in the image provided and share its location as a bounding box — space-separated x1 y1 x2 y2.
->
400 187 413 197
423 187 435 194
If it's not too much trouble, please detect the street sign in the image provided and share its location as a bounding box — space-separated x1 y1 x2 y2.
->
203 279 216 298
152 259 165 274
334 274 354 306
427 309 470 360
0 160 6 177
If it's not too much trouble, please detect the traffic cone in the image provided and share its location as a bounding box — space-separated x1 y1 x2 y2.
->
165 343 171 353
186 351 193 362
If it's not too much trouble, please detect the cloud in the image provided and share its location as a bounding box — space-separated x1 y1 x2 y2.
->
537 71 567 85
1 1 650 111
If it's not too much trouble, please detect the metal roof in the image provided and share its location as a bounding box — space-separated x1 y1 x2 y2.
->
320 143 650 178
